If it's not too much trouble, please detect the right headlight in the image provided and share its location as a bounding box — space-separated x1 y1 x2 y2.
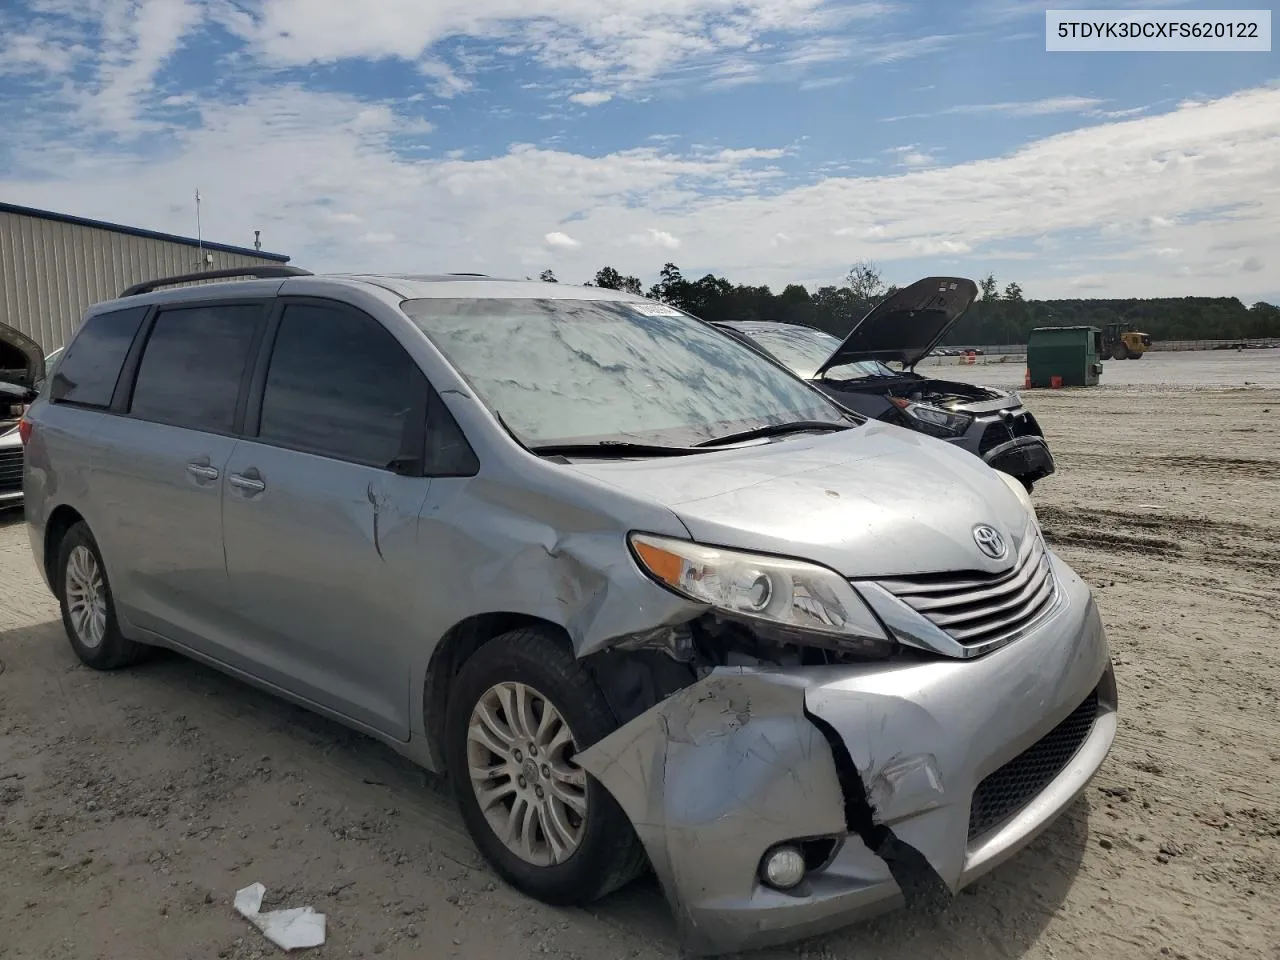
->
629 532 893 656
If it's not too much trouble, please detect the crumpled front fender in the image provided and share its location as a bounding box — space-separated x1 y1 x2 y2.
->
576 556 1115 955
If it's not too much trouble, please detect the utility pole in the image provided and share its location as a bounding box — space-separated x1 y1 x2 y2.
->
195 187 204 268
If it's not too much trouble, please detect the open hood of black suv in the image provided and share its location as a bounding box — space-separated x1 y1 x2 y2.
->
0 320 45 392
813 276 979 376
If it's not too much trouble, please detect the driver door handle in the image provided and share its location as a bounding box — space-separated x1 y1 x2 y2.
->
186 462 219 481
228 473 266 493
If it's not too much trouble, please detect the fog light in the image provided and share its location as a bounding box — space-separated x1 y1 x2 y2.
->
760 844 806 890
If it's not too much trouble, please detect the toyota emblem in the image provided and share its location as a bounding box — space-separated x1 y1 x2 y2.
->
973 524 1007 560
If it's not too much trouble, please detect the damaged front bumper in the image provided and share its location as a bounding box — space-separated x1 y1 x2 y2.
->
577 553 1116 955
983 436 1056 486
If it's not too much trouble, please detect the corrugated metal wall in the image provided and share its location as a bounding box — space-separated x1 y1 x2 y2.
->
0 210 285 352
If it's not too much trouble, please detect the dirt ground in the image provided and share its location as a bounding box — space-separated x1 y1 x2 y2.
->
2 380 1278 960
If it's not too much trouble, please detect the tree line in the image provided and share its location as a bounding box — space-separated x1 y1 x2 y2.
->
535 262 1280 344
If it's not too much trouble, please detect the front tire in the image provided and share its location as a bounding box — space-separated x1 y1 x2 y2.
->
55 522 145 670
445 627 645 905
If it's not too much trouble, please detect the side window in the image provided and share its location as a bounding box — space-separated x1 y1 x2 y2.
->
129 304 262 433
258 303 426 469
50 306 147 407
425 387 480 477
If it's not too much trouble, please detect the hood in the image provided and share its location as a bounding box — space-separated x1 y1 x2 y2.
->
571 423 1034 579
0 321 45 392
814 276 978 375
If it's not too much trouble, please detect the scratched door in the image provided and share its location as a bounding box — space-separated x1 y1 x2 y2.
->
219 300 432 741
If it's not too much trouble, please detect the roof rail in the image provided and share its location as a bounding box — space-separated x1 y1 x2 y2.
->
445 272 490 277
119 265 313 298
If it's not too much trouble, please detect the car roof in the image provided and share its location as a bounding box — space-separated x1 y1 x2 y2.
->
331 275 642 302
89 272 647 315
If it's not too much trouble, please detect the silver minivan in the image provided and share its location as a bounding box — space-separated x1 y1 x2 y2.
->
22 268 1116 955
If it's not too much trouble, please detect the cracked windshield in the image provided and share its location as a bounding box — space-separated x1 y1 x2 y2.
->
403 297 847 446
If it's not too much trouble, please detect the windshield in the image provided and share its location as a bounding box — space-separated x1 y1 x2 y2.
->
732 324 897 381
402 298 848 447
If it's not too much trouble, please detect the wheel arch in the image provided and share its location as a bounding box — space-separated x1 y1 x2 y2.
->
43 504 87 597
421 612 571 767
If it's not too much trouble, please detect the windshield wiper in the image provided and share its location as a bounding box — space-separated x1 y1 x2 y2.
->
693 420 852 448
495 411 702 459
528 440 703 458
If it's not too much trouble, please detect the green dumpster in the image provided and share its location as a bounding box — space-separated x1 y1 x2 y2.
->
1026 325 1103 387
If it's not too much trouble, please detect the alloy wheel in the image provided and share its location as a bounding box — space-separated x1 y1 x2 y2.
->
466 681 588 866
65 544 107 650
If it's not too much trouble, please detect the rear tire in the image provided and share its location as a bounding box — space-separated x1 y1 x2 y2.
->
1130 351 1143 360
445 627 646 905
1111 343 1129 360
55 522 145 670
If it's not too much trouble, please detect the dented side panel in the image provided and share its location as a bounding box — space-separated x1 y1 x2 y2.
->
404 462 708 766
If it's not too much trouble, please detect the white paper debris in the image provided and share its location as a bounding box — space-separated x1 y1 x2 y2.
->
234 882 326 951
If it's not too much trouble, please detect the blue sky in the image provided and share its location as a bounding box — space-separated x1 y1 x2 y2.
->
0 0 1276 302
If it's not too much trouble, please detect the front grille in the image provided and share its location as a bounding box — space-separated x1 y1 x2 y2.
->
0 448 22 493
968 689 1100 841
875 534 1056 648
978 412 1042 454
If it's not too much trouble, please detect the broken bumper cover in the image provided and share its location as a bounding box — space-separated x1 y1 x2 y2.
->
577 553 1116 955
983 436 1056 483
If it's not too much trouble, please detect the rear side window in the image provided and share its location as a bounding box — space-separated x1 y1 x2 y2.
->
257 302 426 469
129 304 262 433
50 306 147 408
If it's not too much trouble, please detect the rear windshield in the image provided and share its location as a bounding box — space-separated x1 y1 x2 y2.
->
401 298 846 447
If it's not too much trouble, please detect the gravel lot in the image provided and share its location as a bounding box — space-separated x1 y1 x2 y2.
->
2 371 1278 960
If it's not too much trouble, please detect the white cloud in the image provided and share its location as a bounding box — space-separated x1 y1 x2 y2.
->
418 59 474 98
914 238 972 255
628 228 682 250
220 0 891 98
885 144 936 168
2 85 1278 302
883 95 1106 122
954 96 1106 117
978 0 1196 22
568 90 613 106
2 0 906 116
0 29 86 75
0 0 207 135
1095 105 1149 119
90 0 206 133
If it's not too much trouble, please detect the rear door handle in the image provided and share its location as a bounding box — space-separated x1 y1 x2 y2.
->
186 463 219 481
228 473 266 494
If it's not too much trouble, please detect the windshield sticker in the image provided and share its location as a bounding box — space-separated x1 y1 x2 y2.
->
630 302 684 317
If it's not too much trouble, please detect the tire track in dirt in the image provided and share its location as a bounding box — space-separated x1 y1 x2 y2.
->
1037 505 1280 576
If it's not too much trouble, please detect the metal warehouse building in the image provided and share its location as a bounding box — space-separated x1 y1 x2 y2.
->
0 201 291 353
